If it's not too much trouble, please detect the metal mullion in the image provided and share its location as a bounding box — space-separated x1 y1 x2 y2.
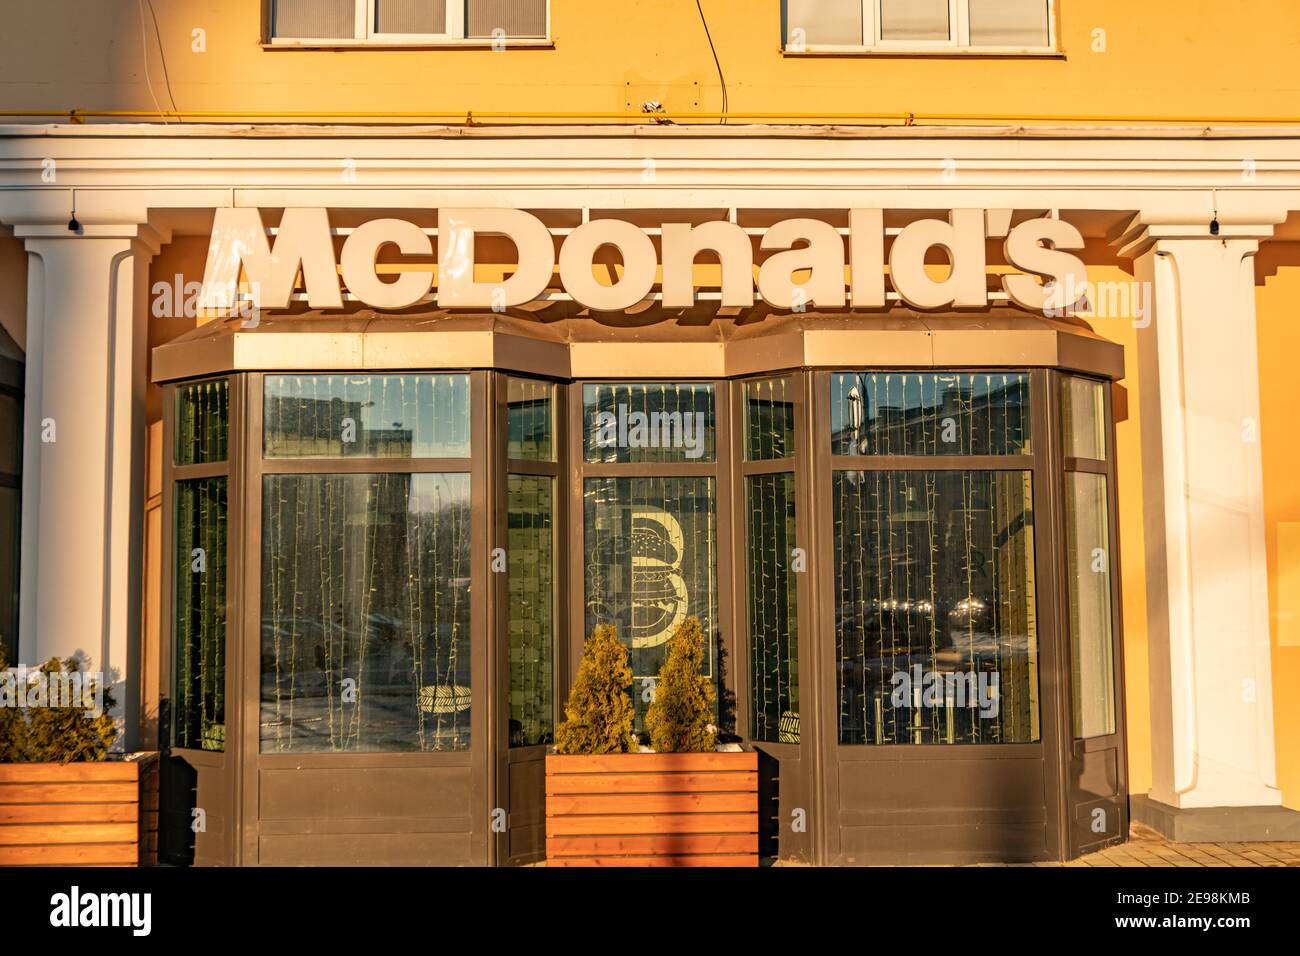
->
1035 367 1070 859
579 460 717 479
258 457 472 475
173 461 229 481
830 454 1035 473
505 458 560 478
739 457 796 477
1065 457 1108 475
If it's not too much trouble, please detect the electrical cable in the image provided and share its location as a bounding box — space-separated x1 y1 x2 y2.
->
695 0 728 125
137 0 180 122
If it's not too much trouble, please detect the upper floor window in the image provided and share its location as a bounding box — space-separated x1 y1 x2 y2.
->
270 0 549 45
783 0 1055 54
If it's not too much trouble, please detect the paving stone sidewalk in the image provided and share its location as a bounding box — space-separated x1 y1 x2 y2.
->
997 823 1300 867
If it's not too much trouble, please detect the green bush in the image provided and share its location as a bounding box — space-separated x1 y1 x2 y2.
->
644 616 717 753
554 624 637 755
0 647 118 763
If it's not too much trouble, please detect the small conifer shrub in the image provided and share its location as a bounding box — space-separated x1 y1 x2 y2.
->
554 624 636 755
644 616 717 753
0 649 118 763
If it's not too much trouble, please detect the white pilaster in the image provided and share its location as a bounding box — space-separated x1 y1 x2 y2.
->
16 225 159 749
1125 225 1280 809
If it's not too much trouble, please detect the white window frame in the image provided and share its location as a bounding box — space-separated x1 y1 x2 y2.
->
268 0 551 48
784 0 1058 56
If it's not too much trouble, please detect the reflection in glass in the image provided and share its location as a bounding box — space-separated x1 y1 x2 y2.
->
584 476 718 728
507 377 554 461
969 0 1050 47
583 383 715 464
174 477 227 751
264 374 470 459
744 376 796 461
175 379 229 465
1066 472 1116 738
834 470 1040 744
1061 376 1107 461
260 473 471 752
785 0 863 46
831 372 1031 456
747 473 799 743
880 0 950 41
0 393 21 475
508 475 554 747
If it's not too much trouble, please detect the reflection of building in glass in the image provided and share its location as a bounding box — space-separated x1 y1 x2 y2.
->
831 373 1031 456
833 469 1038 746
264 396 414 456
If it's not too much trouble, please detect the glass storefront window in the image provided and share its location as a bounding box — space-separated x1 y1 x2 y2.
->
507 377 554 461
583 475 719 728
582 382 715 464
830 372 1031 456
508 474 554 747
744 376 796 462
1061 376 1107 461
747 472 799 743
174 477 227 751
833 469 1040 745
175 379 229 466
1066 474 1116 738
264 373 471 459
260 473 472 752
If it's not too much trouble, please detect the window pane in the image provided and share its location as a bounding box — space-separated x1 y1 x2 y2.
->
831 372 1031 456
1066 472 1116 738
747 473 799 743
0 393 20 475
834 470 1040 744
174 477 227 751
744 376 796 461
584 476 719 729
468 0 548 38
264 374 470 458
175 379 229 465
880 0 951 41
260 473 472 752
582 382 715 464
508 475 554 747
0 486 19 668
507 377 554 461
273 0 356 39
375 0 447 34
969 0 1050 47
1061 375 1107 461
785 0 862 46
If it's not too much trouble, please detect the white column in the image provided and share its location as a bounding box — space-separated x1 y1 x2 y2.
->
16 226 157 750
1126 226 1280 809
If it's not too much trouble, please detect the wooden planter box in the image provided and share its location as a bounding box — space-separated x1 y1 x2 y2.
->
545 750 758 866
0 755 159 866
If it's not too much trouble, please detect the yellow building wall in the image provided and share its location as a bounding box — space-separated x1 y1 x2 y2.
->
2 0 1298 807
1 1 1299 123
1256 247 1300 811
